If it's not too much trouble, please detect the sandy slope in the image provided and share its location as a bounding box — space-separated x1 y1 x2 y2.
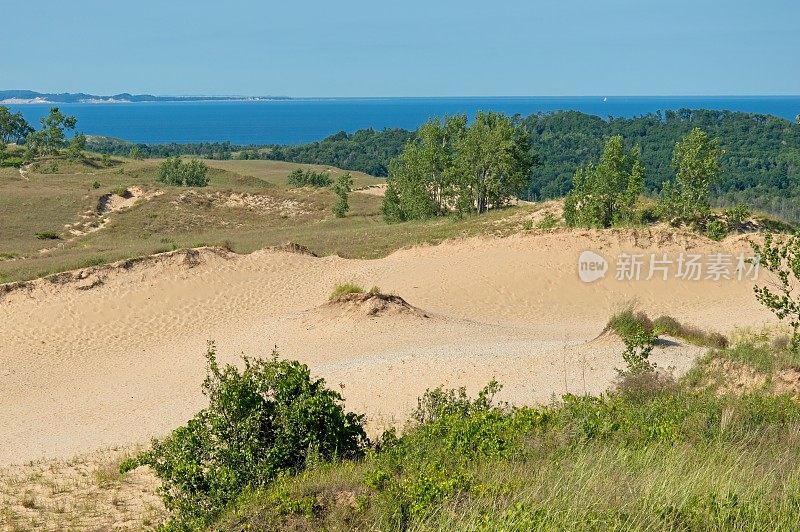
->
0 227 776 465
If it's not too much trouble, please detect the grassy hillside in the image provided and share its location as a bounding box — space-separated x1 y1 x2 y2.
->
209 333 800 531
0 154 541 284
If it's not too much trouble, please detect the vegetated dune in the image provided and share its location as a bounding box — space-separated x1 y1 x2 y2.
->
0 226 777 465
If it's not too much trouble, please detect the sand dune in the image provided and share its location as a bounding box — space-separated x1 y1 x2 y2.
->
0 227 777 465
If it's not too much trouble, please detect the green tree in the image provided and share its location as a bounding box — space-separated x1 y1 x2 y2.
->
67 133 86 160
128 146 143 160
30 107 77 154
659 127 723 222
121 344 367 527
332 172 353 218
0 106 32 144
563 135 645 228
453 111 534 214
385 116 464 221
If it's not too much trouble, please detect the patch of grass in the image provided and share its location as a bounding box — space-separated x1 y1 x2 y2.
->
329 282 364 300
110 186 131 198
605 308 654 339
711 339 800 374
653 315 729 348
20 492 37 509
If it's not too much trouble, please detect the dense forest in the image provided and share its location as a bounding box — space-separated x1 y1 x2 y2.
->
84 109 800 219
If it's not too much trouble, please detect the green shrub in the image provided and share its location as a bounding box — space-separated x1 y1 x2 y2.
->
158 157 209 187
286 168 332 188
329 282 364 300
725 203 751 231
35 231 60 240
91 180 101 189
606 309 657 373
121 344 367 527
536 212 558 229
706 218 728 241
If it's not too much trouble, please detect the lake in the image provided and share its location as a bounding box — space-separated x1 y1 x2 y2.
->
6 96 800 145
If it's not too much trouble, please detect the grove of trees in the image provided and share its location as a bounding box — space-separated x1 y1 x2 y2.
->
563 135 644 228
382 112 534 221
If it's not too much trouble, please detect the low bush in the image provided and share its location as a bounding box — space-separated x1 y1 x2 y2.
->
286 168 332 188
121 344 367 528
536 212 558 229
35 231 60 240
158 157 209 187
217 377 800 531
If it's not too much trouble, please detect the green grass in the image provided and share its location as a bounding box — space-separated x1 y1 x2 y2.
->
0 153 540 284
329 282 365 300
653 315 729 349
605 308 654 339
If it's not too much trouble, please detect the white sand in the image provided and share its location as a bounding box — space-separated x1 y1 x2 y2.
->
0 227 776 465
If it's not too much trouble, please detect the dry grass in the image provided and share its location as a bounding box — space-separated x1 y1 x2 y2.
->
0 447 164 531
0 154 540 284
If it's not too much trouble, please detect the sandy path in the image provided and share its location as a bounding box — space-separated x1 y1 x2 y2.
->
0 227 776 465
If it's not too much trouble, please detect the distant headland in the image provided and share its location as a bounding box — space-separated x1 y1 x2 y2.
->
0 90 290 104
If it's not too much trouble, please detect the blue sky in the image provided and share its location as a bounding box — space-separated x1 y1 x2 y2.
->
2 0 798 96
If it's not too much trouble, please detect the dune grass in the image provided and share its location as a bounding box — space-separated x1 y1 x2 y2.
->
653 315 729 349
329 282 365 300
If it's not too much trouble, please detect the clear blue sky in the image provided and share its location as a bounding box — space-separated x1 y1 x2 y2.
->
3 0 798 97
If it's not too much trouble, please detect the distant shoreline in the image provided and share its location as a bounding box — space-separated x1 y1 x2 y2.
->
0 90 291 105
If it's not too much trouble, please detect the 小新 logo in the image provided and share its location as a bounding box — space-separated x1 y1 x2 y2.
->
578 250 608 283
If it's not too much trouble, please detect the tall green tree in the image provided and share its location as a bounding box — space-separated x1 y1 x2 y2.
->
384 116 465 221
0 106 32 144
452 111 534 214
332 172 353 218
563 135 645 228
26 107 77 155
67 133 86 160
659 127 723 222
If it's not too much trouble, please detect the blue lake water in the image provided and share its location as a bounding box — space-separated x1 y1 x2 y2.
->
6 96 800 145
